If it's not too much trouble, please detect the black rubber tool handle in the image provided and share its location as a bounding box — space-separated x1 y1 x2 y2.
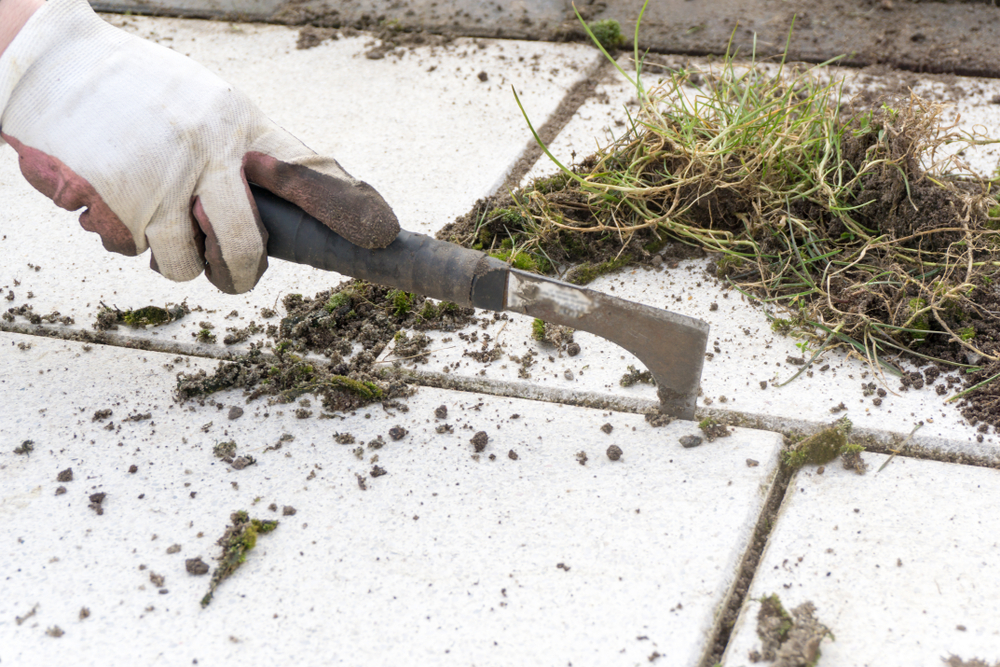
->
252 185 509 312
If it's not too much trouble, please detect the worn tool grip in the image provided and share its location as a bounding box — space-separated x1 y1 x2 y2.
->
252 185 508 311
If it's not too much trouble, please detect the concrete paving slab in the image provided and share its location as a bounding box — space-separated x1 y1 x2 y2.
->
1 15 599 355
0 332 783 666
722 453 1000 665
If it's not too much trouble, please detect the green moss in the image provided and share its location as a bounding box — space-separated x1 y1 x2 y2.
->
121 306 173 327
906 297 930 342
200 511 278 607
529 172 571 195
959 326 976 341
387 290 413 317
13 440 34 455
531 318 547 341
196 329 216 344
95 304 186 330
715 254 746 280
770 318 794 335
587 19 625 50
324 290 352 312
489 249 542 272
568 254 631 285
782 419 852 469
327 376 383 401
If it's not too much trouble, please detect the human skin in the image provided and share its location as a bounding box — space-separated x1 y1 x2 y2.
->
0 0 44 56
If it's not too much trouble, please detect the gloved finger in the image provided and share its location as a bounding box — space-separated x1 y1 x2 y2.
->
144 193 209 285
2 132 138 255
149 215 205 281
189 168 268 294
244 130 399 249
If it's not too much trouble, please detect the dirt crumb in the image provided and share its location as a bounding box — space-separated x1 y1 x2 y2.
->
679 435 703 448
56 468 73 482
88 492 106 515
575 450 588 466
508 449 519 460
645 412 673 428
186 557 210 576
600 423 613 434
607 445 623 461
752 595 832 666
698 417 730 441
471 431 489 452
434 405 448 419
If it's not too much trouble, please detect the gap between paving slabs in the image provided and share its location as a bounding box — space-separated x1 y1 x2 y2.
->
1 332 784 666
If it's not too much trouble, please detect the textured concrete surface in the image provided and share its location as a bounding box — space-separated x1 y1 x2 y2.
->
723 453 1000 665
4 11 1000 666
0 333 781 666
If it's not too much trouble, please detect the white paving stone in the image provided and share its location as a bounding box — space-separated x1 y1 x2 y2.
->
0 333 782 666
0 14 600 351
723 453 1000 665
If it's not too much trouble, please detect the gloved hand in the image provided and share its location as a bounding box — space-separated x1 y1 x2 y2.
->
0 0 399 294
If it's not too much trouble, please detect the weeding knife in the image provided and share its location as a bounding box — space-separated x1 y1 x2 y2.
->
252 186 710 420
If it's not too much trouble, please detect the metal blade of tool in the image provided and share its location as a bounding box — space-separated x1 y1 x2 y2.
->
252 186 710 419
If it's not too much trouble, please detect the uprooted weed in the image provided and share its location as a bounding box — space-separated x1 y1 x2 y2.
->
439 36 1000 429
175 280 476 412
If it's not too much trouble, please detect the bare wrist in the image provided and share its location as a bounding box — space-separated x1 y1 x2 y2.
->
0 0 45 57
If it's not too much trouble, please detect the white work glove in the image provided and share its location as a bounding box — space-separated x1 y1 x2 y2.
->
0 0 399 294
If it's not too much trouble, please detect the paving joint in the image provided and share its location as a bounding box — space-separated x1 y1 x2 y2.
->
11 320 999 472
700 456 794 667
500 57 612 191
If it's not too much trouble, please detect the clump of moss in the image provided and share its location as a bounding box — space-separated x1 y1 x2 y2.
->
587 19 625 51
698 416 731 441
531 318 547 341
93 303 187 331
13 440 34 455
489 248 545 272
905 298 930 343
386 290 413 317
200 511 278 607
566 255 631 285
174 279 476 414
195 328 217 344
783 418 857 469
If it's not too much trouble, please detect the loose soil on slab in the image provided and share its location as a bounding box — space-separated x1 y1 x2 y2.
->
174 280 476 413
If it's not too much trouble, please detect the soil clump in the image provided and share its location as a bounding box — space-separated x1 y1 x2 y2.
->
174 280 476 414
